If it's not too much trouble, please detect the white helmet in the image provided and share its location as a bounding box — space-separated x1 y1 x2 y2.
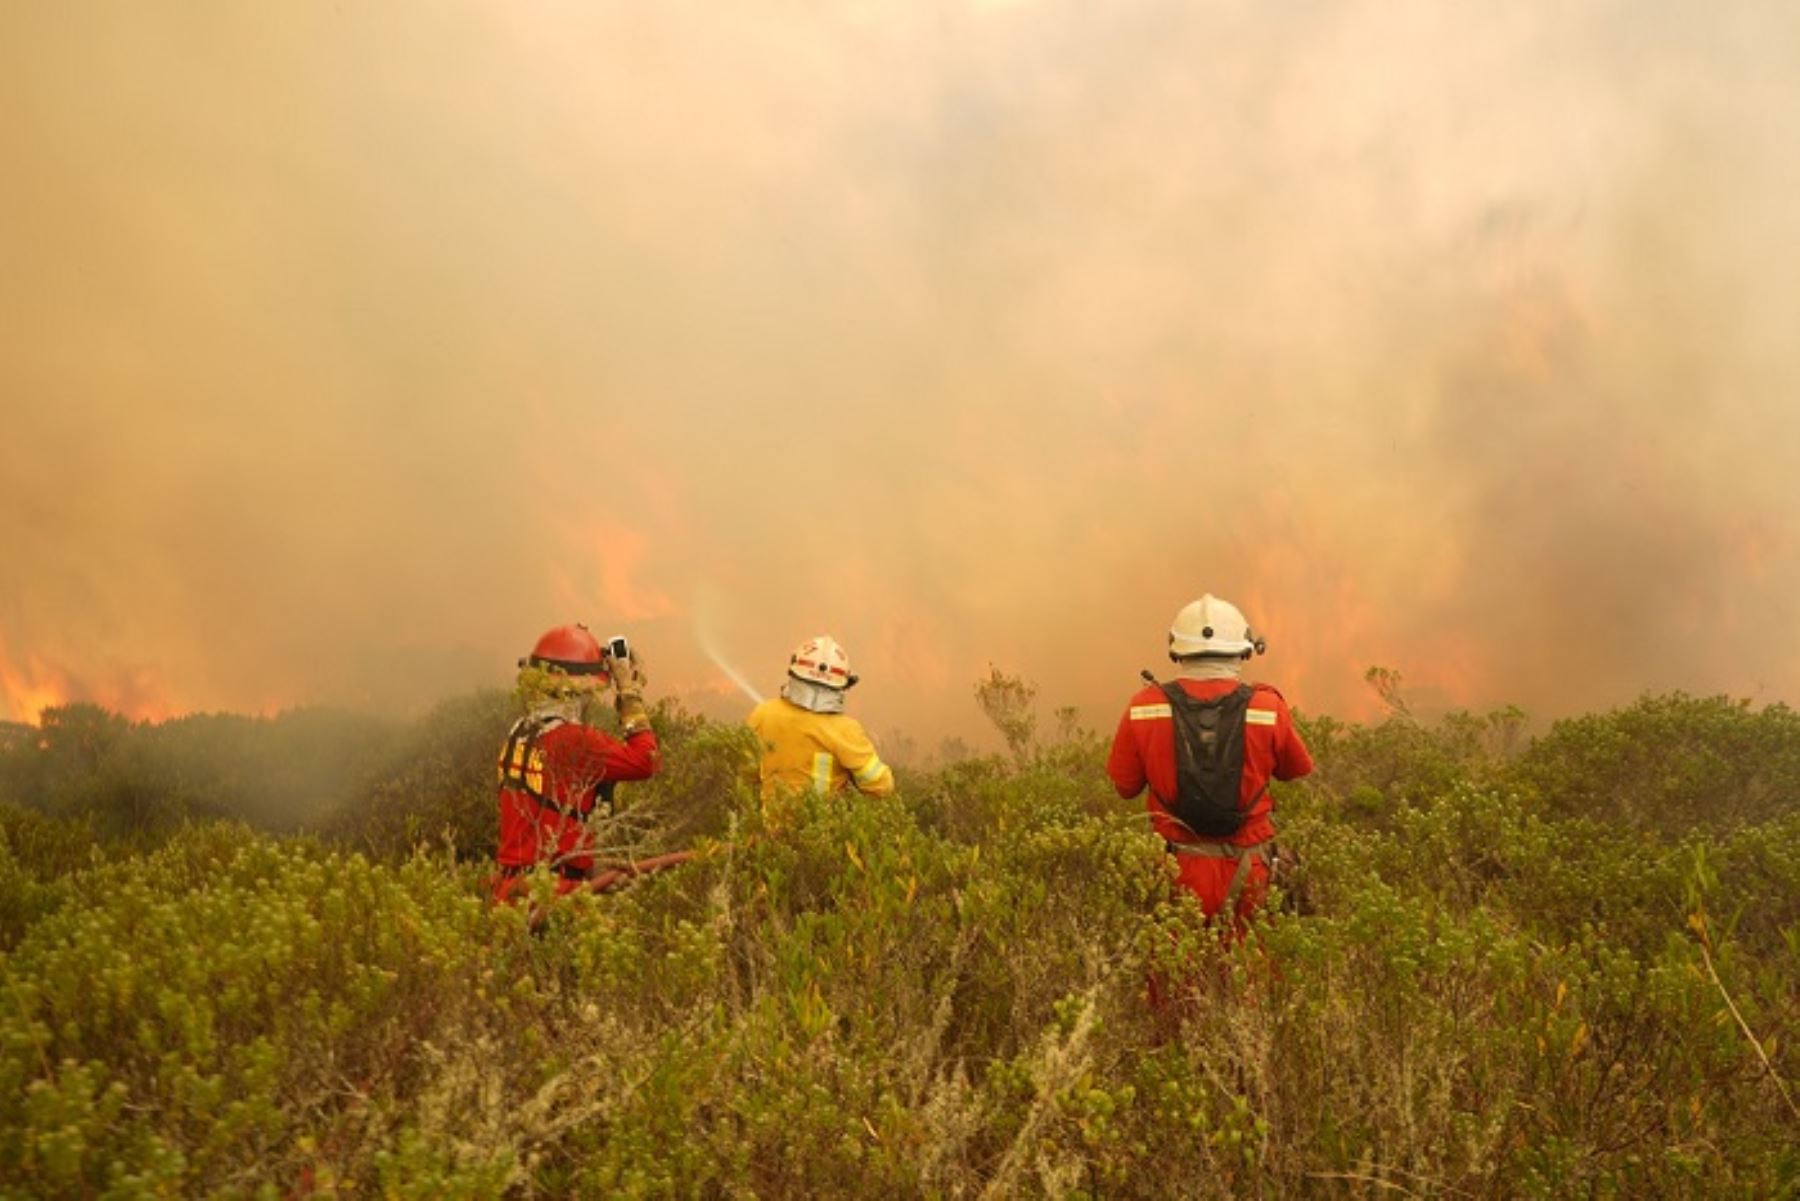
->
788 635 858 690
1168 594 1265 659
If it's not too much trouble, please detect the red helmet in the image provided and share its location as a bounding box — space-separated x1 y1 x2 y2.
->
520 623 610 683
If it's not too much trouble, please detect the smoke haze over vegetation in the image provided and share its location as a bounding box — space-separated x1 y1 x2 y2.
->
4 1 1800 737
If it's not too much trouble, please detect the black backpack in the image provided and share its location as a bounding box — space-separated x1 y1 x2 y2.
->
1153 679 1262 837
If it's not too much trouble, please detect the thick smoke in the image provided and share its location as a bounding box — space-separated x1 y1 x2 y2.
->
3 1 1798 745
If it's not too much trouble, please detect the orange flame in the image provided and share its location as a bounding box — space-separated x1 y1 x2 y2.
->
0 634 182 725
550 515 679 624
0 645 69 725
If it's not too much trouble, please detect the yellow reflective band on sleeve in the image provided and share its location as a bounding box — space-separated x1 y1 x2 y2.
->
854 755 888 785
1130 704 1172 720
1245 709 1277 726
811 752 834 794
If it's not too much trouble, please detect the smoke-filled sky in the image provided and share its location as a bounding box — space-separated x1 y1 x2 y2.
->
4 1 1799 747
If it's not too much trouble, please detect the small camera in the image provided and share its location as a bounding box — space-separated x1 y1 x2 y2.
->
606 635 631 661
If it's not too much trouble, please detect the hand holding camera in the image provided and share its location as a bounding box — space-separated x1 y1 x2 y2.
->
604 635 651 735
605 634 648 699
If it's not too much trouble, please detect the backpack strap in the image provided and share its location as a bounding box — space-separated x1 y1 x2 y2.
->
1162 837 1271 917
500 716 593 817
1221 843 1267 915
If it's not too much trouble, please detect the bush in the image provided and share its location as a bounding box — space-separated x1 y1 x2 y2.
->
1512 693 1800 835
320 690 515 863
0 704 398 845
0 692 1794 1196
0 803 96 950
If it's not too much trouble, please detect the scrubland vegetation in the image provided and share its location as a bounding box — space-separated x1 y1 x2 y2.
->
1 685 1796 1198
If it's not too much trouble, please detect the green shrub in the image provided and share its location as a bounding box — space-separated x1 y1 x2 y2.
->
0 692 1794 1197
320 690 514 863
0 803 95 950
0 704 399 845
1513 693 1800 835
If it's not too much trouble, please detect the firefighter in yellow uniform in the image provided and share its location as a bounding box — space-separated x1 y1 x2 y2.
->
747 636 894 827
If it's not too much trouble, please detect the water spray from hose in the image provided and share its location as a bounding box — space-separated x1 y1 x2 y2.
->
696 618 764 705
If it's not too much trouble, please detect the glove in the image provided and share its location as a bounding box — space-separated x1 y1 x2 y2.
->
612 650 651 736
610 648 648 697
615 692 652 737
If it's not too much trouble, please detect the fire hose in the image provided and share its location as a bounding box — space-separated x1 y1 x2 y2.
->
586 848 700 893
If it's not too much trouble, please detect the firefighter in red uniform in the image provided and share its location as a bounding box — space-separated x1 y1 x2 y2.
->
492 624 660 903
1107 594 1313 933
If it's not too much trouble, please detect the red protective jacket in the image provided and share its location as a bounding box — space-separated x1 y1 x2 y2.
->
1108 676 1313 925
1107 677 1313 845
493 715 660 901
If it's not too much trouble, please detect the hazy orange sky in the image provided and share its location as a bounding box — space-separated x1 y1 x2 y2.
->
4 2 1798 748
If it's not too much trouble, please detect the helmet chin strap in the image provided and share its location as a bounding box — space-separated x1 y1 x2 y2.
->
781 676 847 714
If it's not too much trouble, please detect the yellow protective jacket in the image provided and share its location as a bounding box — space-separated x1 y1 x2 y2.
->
747 698 895 807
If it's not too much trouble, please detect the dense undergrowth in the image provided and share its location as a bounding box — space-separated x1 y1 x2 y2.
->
1 690 1796 1197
